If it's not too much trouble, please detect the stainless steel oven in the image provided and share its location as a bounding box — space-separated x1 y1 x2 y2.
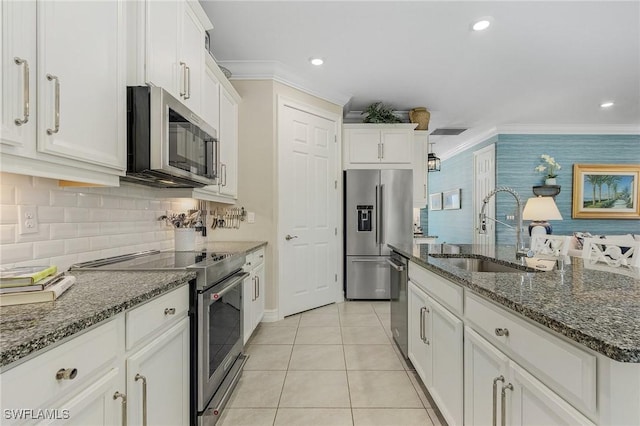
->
197 269 248 425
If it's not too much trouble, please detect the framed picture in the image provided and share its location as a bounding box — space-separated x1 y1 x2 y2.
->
443 189 462 210
572 164 640 219
429 193 442 210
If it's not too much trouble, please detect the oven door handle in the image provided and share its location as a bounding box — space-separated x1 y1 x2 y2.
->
205 272 249 300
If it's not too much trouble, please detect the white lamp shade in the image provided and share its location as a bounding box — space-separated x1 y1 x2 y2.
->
522 196 563 221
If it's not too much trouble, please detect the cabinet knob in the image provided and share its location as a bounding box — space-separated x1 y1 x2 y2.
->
164 308 176 315
55 368 78 380
495 328 509 337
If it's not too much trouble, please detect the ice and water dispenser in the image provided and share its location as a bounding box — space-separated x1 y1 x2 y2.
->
356 205 373 232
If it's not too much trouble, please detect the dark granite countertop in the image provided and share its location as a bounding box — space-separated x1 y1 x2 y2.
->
389 243 640 363
0 270 196 370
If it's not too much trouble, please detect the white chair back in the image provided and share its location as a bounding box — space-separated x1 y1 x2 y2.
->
530 235 571 258
581 236 640 268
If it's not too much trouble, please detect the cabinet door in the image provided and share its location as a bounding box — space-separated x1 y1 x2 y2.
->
408 281 432 387
412 132 428 207
242 274 254 345
46 368 124 426
0 0 36 153
252 263 266 327
464 327 510 426
347 128 382 163
219 87 238 197
202 65 220 131
508 362 596 426
180 3 204 114
37 0 125 171
145 0 180 97
380 130 412 164
126 317 190 426
429 297 464 426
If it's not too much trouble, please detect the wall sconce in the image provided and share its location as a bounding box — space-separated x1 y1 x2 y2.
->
522 196 563 236
427 140 440 173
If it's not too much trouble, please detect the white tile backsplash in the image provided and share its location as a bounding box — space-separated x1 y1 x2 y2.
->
0 172 199 270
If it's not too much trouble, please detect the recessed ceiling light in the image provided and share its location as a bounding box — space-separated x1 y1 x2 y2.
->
600 101 614 108
472 20 491 31
310 58 324 66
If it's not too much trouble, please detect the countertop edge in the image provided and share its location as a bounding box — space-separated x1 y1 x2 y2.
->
390 243 640 363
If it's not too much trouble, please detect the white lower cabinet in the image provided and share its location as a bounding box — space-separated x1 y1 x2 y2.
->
243 248 266 344
0 286 190 426
126 317 190 426
464 327 595 426
408 280 463 426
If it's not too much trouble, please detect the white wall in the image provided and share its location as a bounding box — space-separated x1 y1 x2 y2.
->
0 172 201 270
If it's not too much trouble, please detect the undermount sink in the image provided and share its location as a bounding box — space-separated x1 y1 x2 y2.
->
431 256 540 273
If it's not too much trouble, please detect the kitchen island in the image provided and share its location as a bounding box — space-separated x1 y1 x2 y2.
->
389 242 640 426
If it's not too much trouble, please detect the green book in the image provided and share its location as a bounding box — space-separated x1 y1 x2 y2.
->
0 265 58 287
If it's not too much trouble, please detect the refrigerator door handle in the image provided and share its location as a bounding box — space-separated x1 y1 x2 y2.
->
379 184 384 244
374 185 379 244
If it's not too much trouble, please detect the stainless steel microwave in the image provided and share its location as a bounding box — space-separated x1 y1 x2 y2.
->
124 86 219 188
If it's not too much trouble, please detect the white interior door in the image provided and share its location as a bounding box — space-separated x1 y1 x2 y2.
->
278 101 338 317
473 144 496 252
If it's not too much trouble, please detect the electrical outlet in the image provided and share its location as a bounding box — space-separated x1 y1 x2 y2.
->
18 205 39 234
506 215 515 221
247 212 256 224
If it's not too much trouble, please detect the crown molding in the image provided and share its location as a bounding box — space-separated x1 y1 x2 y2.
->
496 124 640 135
438 127 499 161
218 60 352 107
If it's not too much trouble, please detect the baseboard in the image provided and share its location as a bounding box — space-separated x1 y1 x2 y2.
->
261 309 279 323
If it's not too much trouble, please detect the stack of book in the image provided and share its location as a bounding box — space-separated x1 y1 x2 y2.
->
0 265 76 306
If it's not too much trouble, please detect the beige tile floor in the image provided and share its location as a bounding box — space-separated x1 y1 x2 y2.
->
219 301 444 426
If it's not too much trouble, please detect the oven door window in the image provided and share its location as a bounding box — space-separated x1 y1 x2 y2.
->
168 109 217 179
207 285 241 379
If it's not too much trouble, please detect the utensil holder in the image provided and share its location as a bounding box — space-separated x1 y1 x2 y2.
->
174 228 196 251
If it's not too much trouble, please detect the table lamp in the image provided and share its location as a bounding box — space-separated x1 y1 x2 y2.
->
522 196 563 236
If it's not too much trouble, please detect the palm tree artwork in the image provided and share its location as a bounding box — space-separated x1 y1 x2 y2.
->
583 174 633 209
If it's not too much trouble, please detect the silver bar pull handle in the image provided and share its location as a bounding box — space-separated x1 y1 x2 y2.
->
379 185 384 244
256 276 260 299
14 57 29 125
501 383 514 426
164 308 176 315
386 258 405 271
285 234 298 241
185 65 191 99
422 307 430 345
419 307 426 342
56 368 78 380
380 142 384 159
377 143 381 159
113 391 127 426
492 375 505 426
46 74 60 135
135 374 147 426
179 62 187 97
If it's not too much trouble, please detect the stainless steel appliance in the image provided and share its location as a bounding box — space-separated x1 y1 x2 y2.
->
389 250 409 358
71 250 248 426
344 169 413 299
124 86 219 188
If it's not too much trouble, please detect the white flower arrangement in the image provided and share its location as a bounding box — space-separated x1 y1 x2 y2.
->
535 154 561 178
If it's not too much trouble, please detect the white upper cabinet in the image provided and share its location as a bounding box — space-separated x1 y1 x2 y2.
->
218 86 239 198
413 131 428 208
342 123 417 169
130 0 212 116
1 0 126 186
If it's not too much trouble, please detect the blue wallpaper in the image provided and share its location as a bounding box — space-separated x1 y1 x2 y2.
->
428 134 640 244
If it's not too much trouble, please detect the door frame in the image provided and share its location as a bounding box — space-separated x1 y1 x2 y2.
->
276 95 343 320
473 143 496 249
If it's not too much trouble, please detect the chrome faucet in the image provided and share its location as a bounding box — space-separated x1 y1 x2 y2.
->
478 187 526 256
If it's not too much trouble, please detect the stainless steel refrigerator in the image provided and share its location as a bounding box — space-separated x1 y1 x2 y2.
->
345 169 413 299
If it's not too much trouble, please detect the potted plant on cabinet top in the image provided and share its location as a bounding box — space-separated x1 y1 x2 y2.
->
361 102 402 123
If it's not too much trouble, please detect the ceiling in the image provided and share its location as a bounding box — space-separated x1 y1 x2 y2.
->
200 1 640 158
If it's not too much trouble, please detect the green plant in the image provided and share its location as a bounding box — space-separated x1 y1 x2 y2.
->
361 102 402 123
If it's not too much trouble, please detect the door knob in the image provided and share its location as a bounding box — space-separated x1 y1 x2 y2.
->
285 234 298 241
